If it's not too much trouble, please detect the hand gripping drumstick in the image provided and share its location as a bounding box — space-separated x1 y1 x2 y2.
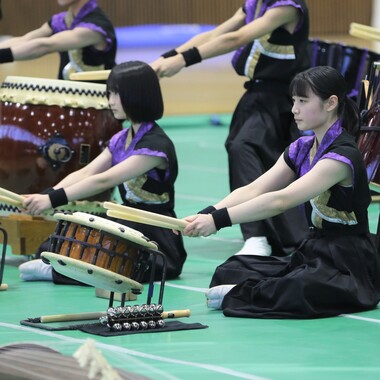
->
70 70 111 81
103 202 188 231
29 308 190 323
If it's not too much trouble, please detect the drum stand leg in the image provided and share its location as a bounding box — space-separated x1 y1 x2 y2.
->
0 227 9 290
107 249 167 308
146 249 167 306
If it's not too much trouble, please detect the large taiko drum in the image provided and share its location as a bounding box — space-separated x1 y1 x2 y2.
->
309 39 380 98
41 212 158 293
357 64 380 186
0 76 122 196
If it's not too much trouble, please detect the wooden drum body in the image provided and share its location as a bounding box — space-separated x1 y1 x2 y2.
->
0 76 122 195
41 212 158 293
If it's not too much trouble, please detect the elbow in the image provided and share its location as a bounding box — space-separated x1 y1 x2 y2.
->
221 32 245 50
272 194 292 215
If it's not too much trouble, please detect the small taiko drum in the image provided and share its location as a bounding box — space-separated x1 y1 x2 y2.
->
41 212 158 293
357 71 380 186
0 76 121 196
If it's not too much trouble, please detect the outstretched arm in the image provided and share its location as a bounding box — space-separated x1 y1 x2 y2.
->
152 5 299 78
183 156 352 237
0 22 53 49
0 25 107 63
24 151 166 215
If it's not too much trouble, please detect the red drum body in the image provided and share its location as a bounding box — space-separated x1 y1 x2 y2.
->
0 76 122 195
42 212 158 291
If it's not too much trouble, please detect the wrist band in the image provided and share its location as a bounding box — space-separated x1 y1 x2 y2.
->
197 205 216 214
181 47 202 67
161 49 178 58
40 187 55 194
0 48 14 63
211 208 232 231
48 188 68 208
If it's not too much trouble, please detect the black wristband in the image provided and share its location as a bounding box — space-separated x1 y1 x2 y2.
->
211 208 232 231
181 47 202 67
0 48 14 63
197 205 216 214
161 49 178 58
48 188 68 208
40 187 55 195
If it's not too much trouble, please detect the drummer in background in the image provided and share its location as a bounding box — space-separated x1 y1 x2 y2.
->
0 0 116 80
19 60 187 284
151 0 310 257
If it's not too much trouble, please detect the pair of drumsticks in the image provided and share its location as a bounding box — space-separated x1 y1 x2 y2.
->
0 187 24 208
0 186 188 231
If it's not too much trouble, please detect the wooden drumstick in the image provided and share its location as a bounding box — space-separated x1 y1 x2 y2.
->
40 311 105 323
0 187 25 203
350 22 380 37
69 70 111 81
106 209 182 230
103 202 188 231
349 24 380 42
0 195 24 208
35 309 190 323
161 309 191 319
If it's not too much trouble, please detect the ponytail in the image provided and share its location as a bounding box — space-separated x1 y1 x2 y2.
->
341 95 360 140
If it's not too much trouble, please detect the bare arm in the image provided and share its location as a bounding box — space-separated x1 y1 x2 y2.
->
183 156 352 237
0 22 53 49
24 151 166 214
4 26 106 61
152 6 299 78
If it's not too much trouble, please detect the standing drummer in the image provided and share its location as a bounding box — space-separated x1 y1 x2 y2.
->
0 0 116 80
151 0 311 257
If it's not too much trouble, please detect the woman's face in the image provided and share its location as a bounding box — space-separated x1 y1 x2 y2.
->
108 92 127 120
291 89 331 132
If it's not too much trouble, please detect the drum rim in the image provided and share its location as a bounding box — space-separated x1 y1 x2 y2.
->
41 251 144 293
0 76 110 109
53 211 158 250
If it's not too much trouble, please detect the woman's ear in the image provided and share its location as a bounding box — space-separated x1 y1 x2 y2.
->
326 95 338 112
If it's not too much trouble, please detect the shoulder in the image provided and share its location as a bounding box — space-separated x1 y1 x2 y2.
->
327 131 362 160
108 128 128 149
139 123 173 146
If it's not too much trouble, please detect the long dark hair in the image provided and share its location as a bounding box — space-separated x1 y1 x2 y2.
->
106 61 164 123
289 66 360 139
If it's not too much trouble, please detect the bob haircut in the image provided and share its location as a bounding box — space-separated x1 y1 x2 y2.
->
106 61 164 123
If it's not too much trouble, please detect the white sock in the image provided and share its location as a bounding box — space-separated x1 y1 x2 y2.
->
234 236 272 256
205 284 236 309
19 259 53 281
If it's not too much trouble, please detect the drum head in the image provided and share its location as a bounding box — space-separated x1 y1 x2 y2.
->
41 252 144 294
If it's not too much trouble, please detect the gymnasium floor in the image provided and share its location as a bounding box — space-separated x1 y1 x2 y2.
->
1 114 380 380
1 25 380 380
